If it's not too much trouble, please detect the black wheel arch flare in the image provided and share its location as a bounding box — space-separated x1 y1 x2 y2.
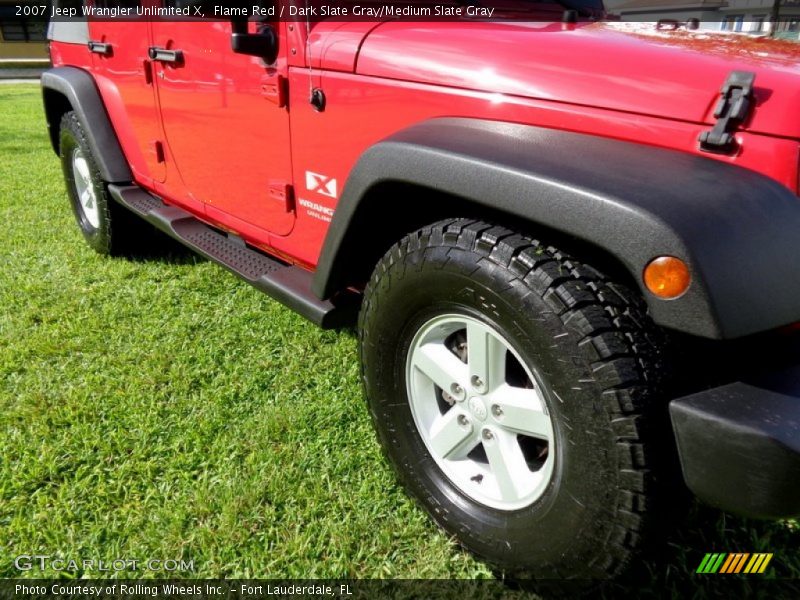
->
313 117 800 340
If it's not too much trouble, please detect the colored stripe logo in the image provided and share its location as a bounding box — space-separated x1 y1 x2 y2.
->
696 552 773 574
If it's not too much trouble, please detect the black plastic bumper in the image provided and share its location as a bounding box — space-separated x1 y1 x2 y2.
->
669 365 800 519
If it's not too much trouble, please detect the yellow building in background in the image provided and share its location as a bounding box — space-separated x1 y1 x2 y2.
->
0 0 48 61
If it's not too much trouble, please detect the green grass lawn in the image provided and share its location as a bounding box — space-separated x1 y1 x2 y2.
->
0 84 797 592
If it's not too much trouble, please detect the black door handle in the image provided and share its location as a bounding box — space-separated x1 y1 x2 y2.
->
148 47 184 64
88 41 112 56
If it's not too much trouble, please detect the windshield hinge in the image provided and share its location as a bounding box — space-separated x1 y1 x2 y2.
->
699 71 755 154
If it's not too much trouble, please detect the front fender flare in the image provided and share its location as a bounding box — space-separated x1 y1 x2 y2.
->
313 118 800 339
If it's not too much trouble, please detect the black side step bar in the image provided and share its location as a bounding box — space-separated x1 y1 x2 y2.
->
108 184 358 329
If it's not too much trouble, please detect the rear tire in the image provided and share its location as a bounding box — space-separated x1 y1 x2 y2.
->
59 111 155 256
359 219 668 581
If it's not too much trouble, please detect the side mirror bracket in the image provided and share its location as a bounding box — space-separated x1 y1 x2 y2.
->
230 18 278 62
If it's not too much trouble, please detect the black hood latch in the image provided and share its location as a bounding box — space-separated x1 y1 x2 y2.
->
699 71 756 154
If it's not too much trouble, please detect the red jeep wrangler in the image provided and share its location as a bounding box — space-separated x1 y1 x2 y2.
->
43 0 800 581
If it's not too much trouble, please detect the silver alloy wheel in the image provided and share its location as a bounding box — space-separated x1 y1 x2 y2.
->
71 148 101 229
406 314 555 511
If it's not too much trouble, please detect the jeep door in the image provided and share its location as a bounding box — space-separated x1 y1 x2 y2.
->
150 2 295 238
88 0 166 186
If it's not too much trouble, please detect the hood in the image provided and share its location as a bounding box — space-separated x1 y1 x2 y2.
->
355 21 800 139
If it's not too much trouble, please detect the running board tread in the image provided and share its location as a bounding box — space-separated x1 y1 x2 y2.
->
176 223 280 281
108 184 357 328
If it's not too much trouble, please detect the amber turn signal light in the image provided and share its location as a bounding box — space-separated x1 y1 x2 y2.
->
643 256 691 299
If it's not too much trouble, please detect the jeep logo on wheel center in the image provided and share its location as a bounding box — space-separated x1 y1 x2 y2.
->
42 0 800 584
468 397 488 421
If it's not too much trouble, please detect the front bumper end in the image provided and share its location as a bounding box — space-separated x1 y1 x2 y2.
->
670 365 800 519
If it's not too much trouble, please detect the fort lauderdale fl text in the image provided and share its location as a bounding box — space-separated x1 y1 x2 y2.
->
51 3 496 18
17 583 354 597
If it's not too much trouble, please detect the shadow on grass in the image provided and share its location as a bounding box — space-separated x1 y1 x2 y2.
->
600 505 799 598
498 504 798 598
115 230 206 266
663 506 798 577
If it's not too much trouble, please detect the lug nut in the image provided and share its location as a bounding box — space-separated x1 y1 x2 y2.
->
471 375 485 391
457 414 470 428
482 428 494 441
450 383 465 401
491 405 503 418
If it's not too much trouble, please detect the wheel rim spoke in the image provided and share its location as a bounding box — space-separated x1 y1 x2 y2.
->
406 313 555 511
491 385 550 439
410 343 468 394
428 409 477 460
466 321 506 392
483 430 531 503
81 188 95 210
74 155 91 184
72 149 100 229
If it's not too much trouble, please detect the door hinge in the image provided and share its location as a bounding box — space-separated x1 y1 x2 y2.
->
261 75 287 108
143 59 153 85
699 71 755 154
154 141 165 163
269 182 294 213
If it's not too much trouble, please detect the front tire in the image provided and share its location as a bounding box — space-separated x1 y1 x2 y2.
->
359 219 667 580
